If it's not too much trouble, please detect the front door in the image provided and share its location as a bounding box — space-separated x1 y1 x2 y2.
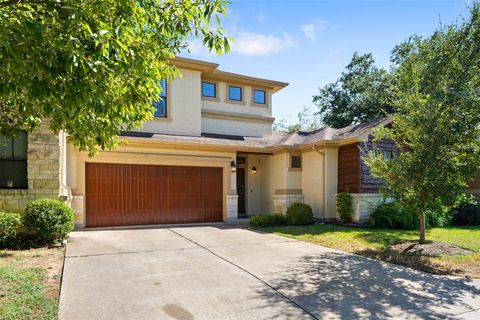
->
236 168 246 216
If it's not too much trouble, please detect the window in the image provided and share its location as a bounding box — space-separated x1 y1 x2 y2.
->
384 150 394 161
291 155 302 168
253 89 266 104
154 79 167 118
0 132 28 189
228 86 242 101
202 82 216 98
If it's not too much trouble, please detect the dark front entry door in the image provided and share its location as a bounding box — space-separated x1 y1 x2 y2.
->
236 168 246 216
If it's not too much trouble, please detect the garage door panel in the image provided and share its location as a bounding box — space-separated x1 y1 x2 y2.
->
86 163 223 227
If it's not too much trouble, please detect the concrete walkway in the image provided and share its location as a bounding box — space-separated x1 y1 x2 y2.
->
59 225 480 320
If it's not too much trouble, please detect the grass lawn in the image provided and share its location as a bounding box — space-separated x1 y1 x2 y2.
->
259 224 480 278
0 246 65 320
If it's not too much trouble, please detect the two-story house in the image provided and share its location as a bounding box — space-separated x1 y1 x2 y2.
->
0 57 392 228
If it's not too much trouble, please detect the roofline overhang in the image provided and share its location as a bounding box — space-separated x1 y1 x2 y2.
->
170 56 288 93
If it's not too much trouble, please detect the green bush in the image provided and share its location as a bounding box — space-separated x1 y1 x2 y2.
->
249 214 286 228
23 199 74 244
336 192 353 223
368 202 418 229
0 212 21 247
451 203 480 226
286 203 314 225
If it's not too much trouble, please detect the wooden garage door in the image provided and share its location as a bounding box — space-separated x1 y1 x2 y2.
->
86 163 223 227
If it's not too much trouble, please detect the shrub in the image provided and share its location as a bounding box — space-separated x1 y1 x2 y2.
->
249 214 286 228
451 203 480 226
0 212 21 247
286 203 314 225
23 199 74 244
368 203 417 229
336 192 353 223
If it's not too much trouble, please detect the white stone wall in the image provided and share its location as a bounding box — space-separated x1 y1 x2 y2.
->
273 194 304 214
349 193 386 223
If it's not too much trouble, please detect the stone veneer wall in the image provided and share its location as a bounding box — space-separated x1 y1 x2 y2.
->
226 194 239 222
0 124 61 213
273 193 304 214
348 193 386 223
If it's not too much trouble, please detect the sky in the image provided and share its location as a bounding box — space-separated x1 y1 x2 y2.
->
181 0 471 124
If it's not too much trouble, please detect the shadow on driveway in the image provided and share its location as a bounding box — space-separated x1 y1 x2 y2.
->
255 251 480 319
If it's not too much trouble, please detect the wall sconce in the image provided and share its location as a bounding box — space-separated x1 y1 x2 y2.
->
251 166 257 174
231 160 237 172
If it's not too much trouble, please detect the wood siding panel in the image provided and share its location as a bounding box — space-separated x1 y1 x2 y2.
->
338 143 361 193
86 163 223 227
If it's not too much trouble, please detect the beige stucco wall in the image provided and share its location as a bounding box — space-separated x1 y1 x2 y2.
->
138 68 202 136
260 153 288 213
324 148 338 219
301 149 325 219
0 124 61 213
66 141 236 228
245 154 264 215
201 117 272 137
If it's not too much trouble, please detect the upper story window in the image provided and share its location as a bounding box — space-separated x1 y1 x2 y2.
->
202 82 216 98
253 89 266 104
228 86 242 101
291 155 302 169
154 79 167 118
0 132 28 189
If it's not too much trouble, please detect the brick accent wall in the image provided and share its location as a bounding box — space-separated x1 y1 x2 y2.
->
0 124 61 213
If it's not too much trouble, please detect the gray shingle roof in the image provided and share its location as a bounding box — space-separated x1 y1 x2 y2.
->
122 117 391 150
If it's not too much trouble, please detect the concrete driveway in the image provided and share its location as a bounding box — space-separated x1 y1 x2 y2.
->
59 224 480 320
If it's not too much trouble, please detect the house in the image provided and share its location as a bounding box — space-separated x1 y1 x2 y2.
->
0 57 391 228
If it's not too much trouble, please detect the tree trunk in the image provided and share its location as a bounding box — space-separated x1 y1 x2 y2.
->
419 212 426 244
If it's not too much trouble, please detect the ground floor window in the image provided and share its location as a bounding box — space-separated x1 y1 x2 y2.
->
0 132 28 189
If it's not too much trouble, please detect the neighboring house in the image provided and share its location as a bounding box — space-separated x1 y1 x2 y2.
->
0 57 392 228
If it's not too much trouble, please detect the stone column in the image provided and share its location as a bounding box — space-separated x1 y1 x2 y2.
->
226 194 239 222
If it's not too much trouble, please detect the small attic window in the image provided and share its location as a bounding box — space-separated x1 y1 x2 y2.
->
291 155 301 168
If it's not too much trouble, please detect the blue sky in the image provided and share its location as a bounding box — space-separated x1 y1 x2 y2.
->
181 0 471 124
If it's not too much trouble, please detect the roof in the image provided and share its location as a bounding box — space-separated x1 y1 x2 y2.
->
170 56 288 93
121 118 392 151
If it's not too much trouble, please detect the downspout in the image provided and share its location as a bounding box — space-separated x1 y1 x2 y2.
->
313 145 326 222
58 130 72 205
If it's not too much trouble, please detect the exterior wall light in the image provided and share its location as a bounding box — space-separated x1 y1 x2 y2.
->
252 166 257 174
231 160 237 172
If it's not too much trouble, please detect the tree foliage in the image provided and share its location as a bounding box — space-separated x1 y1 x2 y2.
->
313 52 394 128
273 106 320 133
0 0 230 154
364 3 480 242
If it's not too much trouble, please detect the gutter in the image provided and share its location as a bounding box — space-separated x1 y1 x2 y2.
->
58 130 72 204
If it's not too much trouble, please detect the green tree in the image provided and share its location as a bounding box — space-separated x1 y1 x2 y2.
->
273 106 320 133
365 3 480 243
313 52 394 128
0 0 230 154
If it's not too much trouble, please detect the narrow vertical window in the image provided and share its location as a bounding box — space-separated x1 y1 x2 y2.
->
154 79 167 118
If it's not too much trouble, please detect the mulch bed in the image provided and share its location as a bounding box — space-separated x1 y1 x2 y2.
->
388 240 472 256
